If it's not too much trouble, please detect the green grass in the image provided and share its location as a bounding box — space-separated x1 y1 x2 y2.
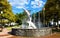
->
6 25 21 31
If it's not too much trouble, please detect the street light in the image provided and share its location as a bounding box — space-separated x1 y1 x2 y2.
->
1 11 3 14
0 11 3 26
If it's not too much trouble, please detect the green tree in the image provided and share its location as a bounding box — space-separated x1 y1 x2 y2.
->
45 0 60 22
16 11 27 25
0 0 16 22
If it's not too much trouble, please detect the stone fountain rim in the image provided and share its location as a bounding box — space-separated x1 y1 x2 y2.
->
12 27 51 30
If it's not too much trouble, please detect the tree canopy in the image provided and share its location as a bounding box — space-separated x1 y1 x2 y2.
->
0 0 16 22
15 11 27 25
45 0 60 22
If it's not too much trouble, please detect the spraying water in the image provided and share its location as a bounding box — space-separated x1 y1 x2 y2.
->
21 8 37 29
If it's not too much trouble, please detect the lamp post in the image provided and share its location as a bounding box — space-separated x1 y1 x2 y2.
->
1 11 3 14
0 11 3 26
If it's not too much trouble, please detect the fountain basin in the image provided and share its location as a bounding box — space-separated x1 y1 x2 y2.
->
11 27 52 37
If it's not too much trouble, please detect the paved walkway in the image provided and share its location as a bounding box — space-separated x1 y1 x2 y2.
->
0 28 60 38
0 28 13 38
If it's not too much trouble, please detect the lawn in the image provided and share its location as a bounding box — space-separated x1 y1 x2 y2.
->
6 25 21 31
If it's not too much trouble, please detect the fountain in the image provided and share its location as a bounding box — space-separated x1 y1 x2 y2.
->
11 8 52 37
21 8 37 29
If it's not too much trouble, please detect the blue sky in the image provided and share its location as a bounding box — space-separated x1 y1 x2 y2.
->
8 0 47 14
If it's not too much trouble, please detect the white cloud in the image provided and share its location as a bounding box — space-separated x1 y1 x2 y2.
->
35 0 40 1
8 0 29 9
16 6 23 8
31 5 39 8
31 0 45 8
8 0 46 9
